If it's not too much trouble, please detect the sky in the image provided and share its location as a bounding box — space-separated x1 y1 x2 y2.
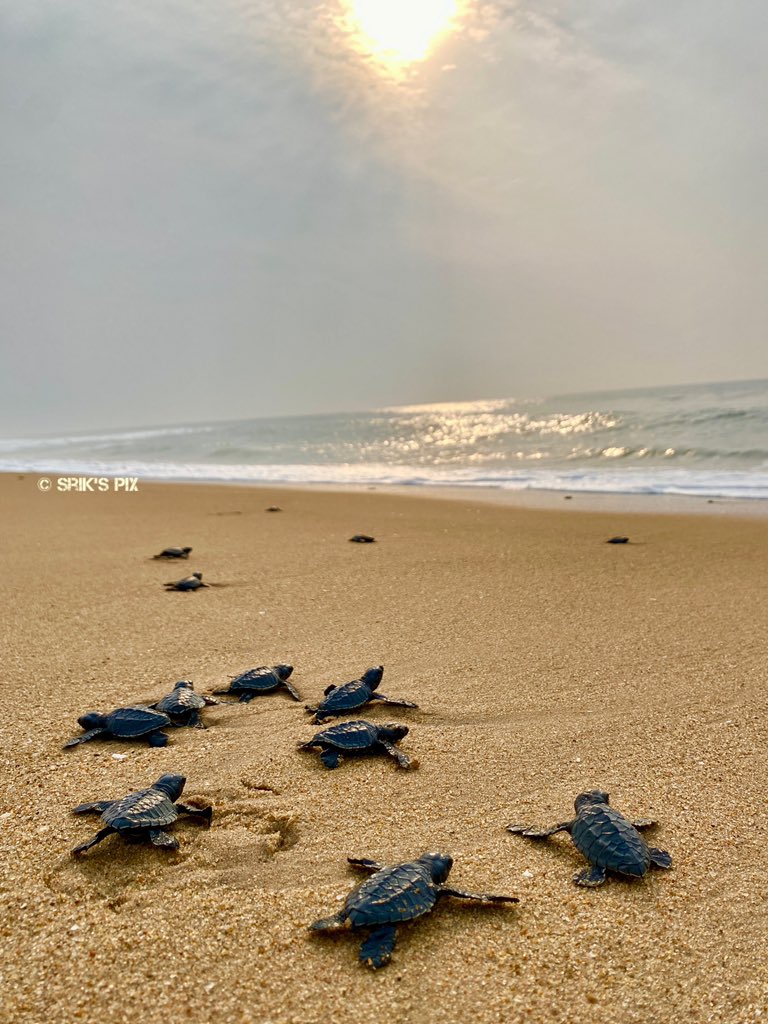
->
1 0 766 433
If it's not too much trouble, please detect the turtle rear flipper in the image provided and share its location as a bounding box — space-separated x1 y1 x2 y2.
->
310 912 348 932
72 800 115 816
64 728 107 748
574 865 607 887
648 847 672 869
147 731 169 747
359 924 397 968
149 829 179 849
632 818 657 830
323 684 337 696
72 825 116 855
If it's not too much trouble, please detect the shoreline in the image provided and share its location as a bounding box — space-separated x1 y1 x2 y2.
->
10 470 768 519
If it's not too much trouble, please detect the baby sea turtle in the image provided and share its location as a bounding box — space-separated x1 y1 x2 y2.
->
265 506 283 512
507 789 672 887
64 706 172 748
153 546 193 559
299 720 416 769
311 853 518 968
606 536 629 544
71 773 212 855
164 571 208 591
349 534 376 543
306 666 418 724
152 681 218 728
212 664 300 702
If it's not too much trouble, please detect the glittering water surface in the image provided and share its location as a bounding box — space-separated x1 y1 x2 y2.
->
3 380 767 497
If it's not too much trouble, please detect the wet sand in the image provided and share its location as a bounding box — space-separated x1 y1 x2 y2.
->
1 473 766 1024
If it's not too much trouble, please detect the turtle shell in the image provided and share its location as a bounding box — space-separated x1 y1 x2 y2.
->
105 706 171 738
571 804 651 877
344 861 439 927
229 667 284 692
312 721 379 751
318 679 371 714
155 688 206 714
102 786 178 832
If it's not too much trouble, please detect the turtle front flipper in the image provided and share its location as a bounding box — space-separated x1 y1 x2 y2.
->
72 800 115 816
147 731 169 747
439 886 519 904
320 748 341 769
347 857 384 873
370 695 419 709
359 924 398 968
202 695 219 706
63 728 107 749
378 740 415 769
149 829 180 849
187 711 206 729
507 820 574 839
631 818 657 830
72 825 116 855
648 847 672 869
573 865 607 887
281 679 302 701
175 802 213 827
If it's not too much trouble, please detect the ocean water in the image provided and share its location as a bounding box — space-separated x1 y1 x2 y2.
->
2 379 767 499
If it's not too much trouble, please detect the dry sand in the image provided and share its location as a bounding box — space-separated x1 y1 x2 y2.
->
1 473 766 1024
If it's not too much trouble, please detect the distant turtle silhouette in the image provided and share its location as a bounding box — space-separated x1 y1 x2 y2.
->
349 535 376 543
153 546 192 559
164 571 208 591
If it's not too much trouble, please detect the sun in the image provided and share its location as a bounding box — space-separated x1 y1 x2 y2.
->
344 0 460 66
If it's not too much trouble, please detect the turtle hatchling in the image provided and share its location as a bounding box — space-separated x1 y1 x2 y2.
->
153 546 193 559
164 571 208 591
349 534 376 543
152 680 218 728
212 664 300 702
299 720 417 770
310 852 518 968
71 773 212 855
64 706 172 748
306 666 418 723
507 789 672 887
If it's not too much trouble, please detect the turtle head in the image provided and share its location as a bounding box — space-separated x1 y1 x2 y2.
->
377 724 409 743
275 664 294 680
182 547 193 554
418 852 453 883
574 790 610 812
174 680 194 691
362 666 384 690
192 572 203 580
152 774 186 800
77 712 107 730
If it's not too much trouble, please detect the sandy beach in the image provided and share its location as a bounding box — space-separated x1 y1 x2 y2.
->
1 472 766 1024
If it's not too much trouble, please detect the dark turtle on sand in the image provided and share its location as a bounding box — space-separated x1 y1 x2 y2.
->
153 546 193 559
152 681 218 728
265 506 283 512
507 789 672 887
71 773 212 855
299 720 416 770
310 853 518 969
164 571 208 591
606 536 629 544
212 664 300 703
64 706 172 748
306 666 418 724
349 534 376 543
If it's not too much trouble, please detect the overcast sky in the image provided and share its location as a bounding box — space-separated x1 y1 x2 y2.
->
1 0 766 433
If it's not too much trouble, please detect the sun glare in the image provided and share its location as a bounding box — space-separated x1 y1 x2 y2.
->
344 0 460 66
